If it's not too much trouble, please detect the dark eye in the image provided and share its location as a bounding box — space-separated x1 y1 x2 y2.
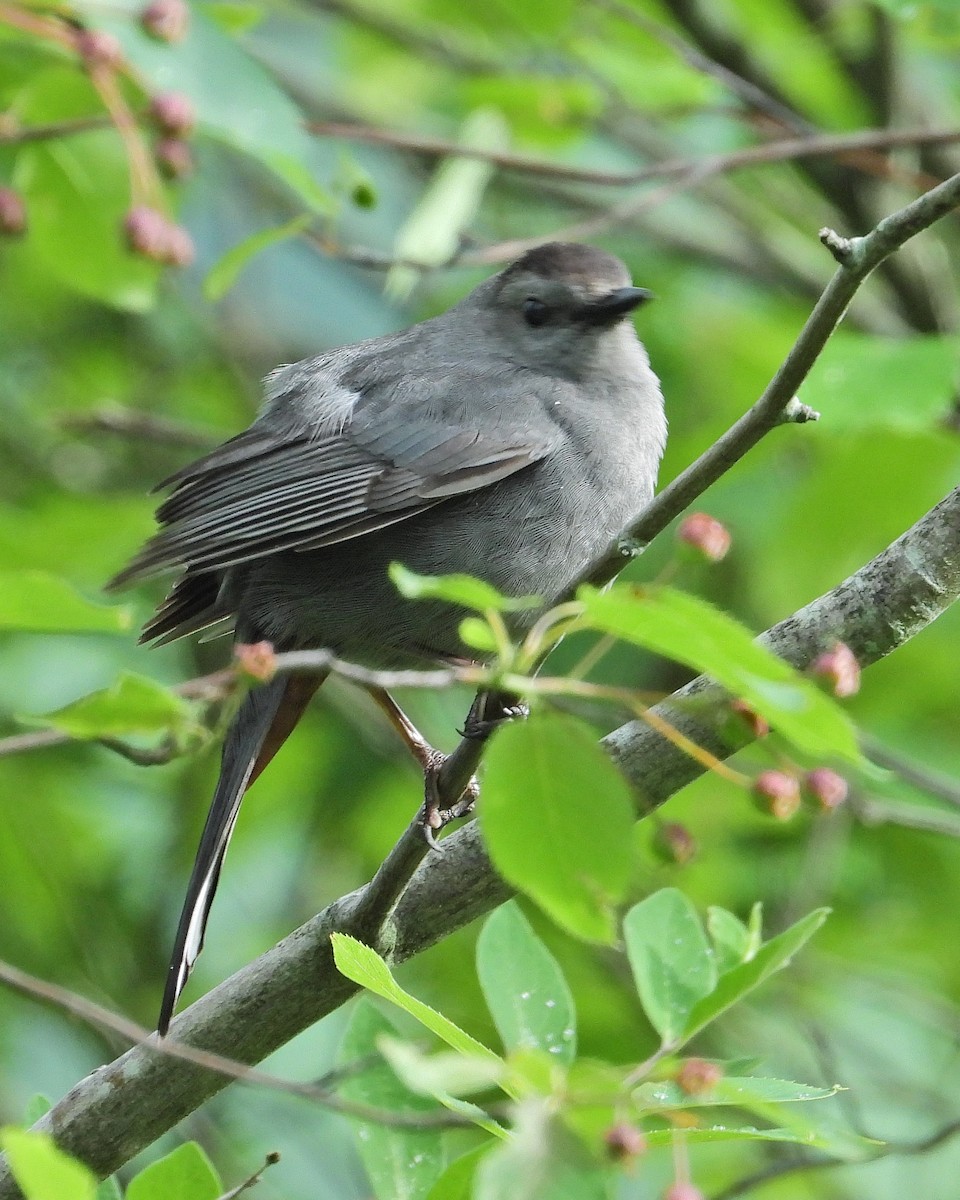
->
523 297 550 328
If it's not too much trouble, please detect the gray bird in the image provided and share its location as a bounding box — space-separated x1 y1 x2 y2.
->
109 241 667 1034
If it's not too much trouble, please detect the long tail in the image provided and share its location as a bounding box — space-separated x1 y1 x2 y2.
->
158 672 324 1035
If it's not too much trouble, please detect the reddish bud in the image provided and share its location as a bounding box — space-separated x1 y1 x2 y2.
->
235 641 277 682
164 222 195 267
123 207 194 267
123 205 170 260
0 187 27 236
604 1122 647 1163
141 0 189 42
663 1185 705 1200
810 642 860 698
753 770 801 821
731 699 770 739
148 91 196 136
675 1058 723 1095
677 512 731 562
155 137 194 179
76 28 124 69
805 767 848 811
652 822 697 866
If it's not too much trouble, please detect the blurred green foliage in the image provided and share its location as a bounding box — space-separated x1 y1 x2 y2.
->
1 0 960 1196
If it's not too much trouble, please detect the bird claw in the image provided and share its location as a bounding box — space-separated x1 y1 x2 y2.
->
459 694 529 740
419 751 480 850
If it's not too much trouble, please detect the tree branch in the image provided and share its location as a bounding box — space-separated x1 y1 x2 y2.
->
0 482 956 1194
2 173 959 1195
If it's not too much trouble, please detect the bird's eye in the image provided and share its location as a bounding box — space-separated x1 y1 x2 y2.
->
523 297 550 328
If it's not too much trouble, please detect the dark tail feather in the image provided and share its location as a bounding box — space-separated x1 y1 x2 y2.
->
158 672 324 1035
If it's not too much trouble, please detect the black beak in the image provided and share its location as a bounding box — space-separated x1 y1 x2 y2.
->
578 286 654 325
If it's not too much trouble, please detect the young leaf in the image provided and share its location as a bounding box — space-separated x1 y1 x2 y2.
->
389 563 540 613
623 889 717 1046
578 584 861 765
481 712 637 944
378 1037 505 1098
707 906 751 973
331 935 501 1066
682 908 830 1043
204 214 312 301
634 1075 838 1110
476 902 578 1065
473 1101 607 1200
340 1002 450 1200
126 1142 221 1200
22 673 198 741
0 1130 96 1200
0 570 131 633
425 1146 492 1200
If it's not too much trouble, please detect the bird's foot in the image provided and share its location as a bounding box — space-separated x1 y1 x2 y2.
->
459 690 529 740
419 750 480 850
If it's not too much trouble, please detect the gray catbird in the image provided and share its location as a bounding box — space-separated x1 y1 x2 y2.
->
109 241 667 1033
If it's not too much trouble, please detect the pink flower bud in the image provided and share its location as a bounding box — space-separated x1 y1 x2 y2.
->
235 641 277 681
677 512 731 562
753 770 801 821
811 642 861 698
0 187 27 236
163 222 195 267
676 1057 723 1095
76 29 124 69
805 768 848 811
604 1122 647 1162
148 92 196 137
141 0 189 42
652 822 697 866
731 699 770 739
123 205 170 260
663 1184 705 1200
155 137 194 180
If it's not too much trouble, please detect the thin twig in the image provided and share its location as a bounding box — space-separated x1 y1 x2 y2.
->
308 121 960 187
0 959 487 1130
61 408 221 450
0 115 115 145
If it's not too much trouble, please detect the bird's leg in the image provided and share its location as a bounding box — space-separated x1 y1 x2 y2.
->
460 688 529 739
368 688 480 848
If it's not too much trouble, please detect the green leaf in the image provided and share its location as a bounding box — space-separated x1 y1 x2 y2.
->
634 1075 838 1110
331 935 501 1066
0 1130 96 1200
201 1 265 35
339 1002 450 1200
387 107 508 298
95 1179 122 1200
623 889 717 1046
21 1097 51 1125
425 1146 492 1200
12 68 160 312
476 902 577 1065
378 1037 505 1098
126 1142 221 1200
643 1122 872 1154
23 672 197 741
473 1101 607 1200
682 908 830 1043
578 584 861 765
481 711 637 944
803 333 960 432
389 563 540 613
707 906 752 973
0 571 132 633
203 214 312 301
